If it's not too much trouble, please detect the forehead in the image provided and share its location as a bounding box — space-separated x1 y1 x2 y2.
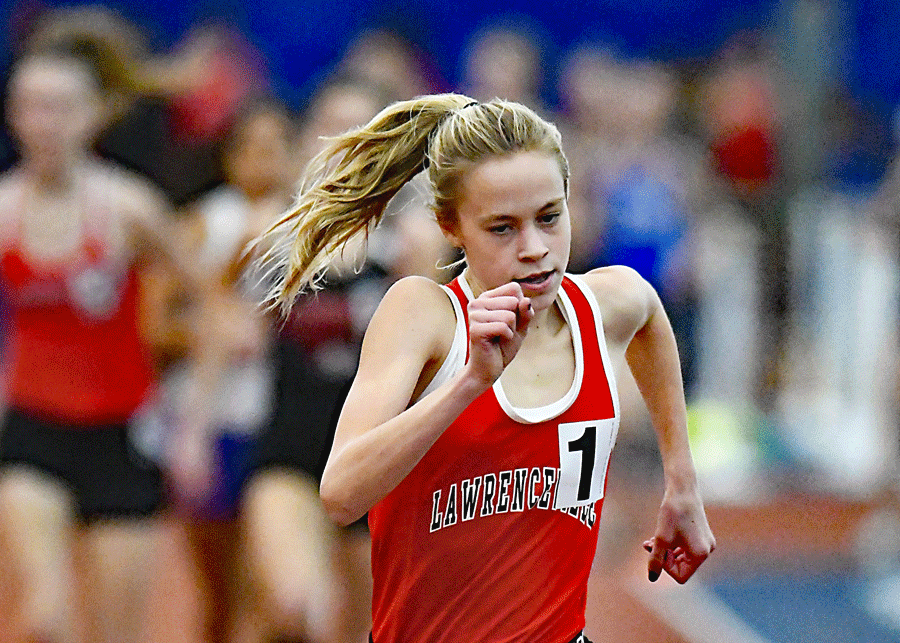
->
11 58 97 100
457 151 565 220
312 87 380 136
238 112 289 143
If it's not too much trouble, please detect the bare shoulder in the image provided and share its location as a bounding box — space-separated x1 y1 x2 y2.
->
0 168 23 210
88 160 155 193
382 274 451 303
367 275 456 351
0 169 25 240
577 265 660 344
87 160 168 217
354 275 457 401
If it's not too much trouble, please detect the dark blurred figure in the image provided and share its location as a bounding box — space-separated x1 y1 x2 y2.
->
271 71 455 643
274 76 398 643
139 98 341 643
234 97 350 643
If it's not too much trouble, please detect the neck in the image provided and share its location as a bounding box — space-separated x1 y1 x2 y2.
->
525 298 567 347
25 155 85 193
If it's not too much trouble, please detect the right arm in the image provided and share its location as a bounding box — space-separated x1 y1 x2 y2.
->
319 277 531 526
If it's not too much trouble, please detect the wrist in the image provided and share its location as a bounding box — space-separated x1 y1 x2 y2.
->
663 465 699 494
454 365 494 402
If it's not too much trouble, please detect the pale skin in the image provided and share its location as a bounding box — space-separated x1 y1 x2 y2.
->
320 150 715 585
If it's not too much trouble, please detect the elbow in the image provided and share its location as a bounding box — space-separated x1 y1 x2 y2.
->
319 474 363 527
320 497 357 528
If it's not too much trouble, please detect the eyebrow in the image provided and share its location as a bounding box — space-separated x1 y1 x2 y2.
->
538 198 565 212
481 198 566 221
484 197 565 219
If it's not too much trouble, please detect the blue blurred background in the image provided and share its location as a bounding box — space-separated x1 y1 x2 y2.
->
0 0 896 116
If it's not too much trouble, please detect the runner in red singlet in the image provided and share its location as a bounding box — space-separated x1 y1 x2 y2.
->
0 51 203 643
256 94 716 643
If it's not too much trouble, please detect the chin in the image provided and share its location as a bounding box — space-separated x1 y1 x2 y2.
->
529 286 561 311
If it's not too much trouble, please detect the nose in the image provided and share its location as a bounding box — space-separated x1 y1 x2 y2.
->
518 222 549 260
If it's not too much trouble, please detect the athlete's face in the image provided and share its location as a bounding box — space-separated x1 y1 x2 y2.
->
227 112 293 199
7 58 101 171
445 151 571 312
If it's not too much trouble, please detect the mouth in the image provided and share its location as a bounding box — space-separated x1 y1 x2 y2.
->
514 270 556 289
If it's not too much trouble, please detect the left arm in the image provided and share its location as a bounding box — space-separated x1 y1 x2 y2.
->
625 283 715 583
588 266 715 583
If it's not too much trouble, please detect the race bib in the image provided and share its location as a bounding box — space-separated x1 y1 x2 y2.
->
555 418 618 509
67 263 125 321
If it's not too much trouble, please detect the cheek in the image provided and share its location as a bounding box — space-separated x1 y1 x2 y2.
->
467 244 517 286
556 231 572 260
552 219 572 258
49 108 92 142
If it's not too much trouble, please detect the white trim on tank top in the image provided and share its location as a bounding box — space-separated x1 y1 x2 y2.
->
412 281 468 403
566 273 620 421
416 272 618 425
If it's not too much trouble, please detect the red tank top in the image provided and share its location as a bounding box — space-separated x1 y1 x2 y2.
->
0 179 153 425
369 275 620 643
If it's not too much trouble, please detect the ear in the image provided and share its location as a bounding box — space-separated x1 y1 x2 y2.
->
439 221 464 250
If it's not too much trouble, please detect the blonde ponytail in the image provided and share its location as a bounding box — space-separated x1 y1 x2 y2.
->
254 93 475 312
255 93 569 314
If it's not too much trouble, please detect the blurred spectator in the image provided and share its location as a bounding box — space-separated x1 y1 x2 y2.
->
696 33 782 202
559 46 700 390
461 23 548 112
293 74 396 182
556 45 620 270
22 5 267 206
695 32 789 413
338 27 443 102
559 44 772 502
0 49 195 643
775 93 900 496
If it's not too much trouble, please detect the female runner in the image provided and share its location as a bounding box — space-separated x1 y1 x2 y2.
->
0 50 203 643
259 94 715 643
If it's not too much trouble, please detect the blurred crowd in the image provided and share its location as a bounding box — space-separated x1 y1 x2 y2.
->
0 3 898 643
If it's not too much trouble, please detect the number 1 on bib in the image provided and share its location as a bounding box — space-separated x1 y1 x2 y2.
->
555 418 618 509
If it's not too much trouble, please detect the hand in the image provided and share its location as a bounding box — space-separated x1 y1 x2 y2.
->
465 282 533 389
644 485 716 584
